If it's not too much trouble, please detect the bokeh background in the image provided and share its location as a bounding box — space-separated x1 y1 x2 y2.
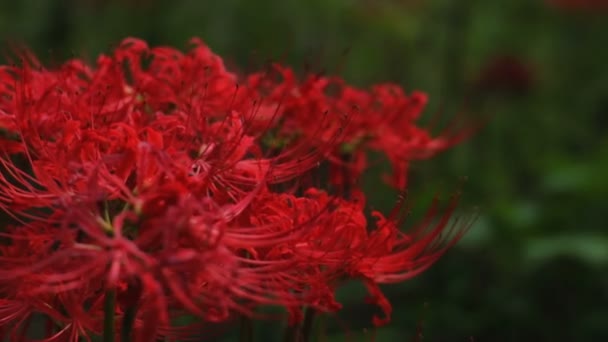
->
1 0 607 341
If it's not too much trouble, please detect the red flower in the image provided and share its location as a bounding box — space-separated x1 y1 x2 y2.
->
0 37 475 340
244 65 471 189
475 55 534 96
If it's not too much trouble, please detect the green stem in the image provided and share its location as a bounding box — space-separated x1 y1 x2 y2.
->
282 323 301 342
121 305 138 342
314 313 327 342
301 307 316 342
282 307 316 342
238 250 254 342
239 315 254 342
103 289 116 342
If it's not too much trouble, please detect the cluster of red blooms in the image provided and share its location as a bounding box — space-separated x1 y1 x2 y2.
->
0 38 474 341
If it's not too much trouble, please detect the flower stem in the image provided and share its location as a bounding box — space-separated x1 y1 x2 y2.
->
239 250 254 342
121 304 137 342
315 313 328 342
301 307 316 342
282 324 301 342
239 315 254 342
103 289 116 342
282 307 316 342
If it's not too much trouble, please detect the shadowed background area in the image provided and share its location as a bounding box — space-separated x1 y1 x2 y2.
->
1 0 607 341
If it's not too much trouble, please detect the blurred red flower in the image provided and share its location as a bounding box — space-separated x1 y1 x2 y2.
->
474 55 534 96
0 37 474 341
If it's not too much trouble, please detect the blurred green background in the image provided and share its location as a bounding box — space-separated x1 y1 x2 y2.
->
1 0 607 341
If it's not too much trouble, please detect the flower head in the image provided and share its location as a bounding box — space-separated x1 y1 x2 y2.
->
0 37 475 340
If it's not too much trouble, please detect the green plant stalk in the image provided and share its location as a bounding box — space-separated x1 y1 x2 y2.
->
239 314 254 342
239 250 254 342
301 307 316 342
122 304 138 342
314 313 328 342
103 289 116 342
282 323 301 342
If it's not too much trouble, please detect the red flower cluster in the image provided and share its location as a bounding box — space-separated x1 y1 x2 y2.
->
0 38 474 341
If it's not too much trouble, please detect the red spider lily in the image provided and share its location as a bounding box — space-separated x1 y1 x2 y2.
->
244 64 472 189
474 55 534 96
0 37 475 341
248 188 475 325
